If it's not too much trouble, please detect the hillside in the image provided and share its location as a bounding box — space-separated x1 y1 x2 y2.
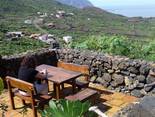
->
0 0 155 61
0 0 75 13
0 0 155 40
56 0 93 8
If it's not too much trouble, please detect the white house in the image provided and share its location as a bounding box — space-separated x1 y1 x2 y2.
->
63 36 72 43
6 32 25 38
38 34 48 40
37 12 41 15
56 14 61 19
67 12 74 16
50 13 54 16
38 34 56 44
57 10 65 15
55 10 66 18
39 13 48 18
24 20 32 24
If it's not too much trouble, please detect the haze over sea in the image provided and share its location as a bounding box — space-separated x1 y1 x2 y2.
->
103 5 155 17
89 0 155 17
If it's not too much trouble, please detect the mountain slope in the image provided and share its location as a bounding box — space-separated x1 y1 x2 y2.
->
0 0 35 13
0 0 153 39
56 0 93 8
0 0 76 14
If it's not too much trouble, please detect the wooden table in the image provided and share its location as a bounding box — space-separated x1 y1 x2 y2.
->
36 64 82 99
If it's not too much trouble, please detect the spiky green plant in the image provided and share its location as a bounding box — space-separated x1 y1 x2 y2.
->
41 99 96 117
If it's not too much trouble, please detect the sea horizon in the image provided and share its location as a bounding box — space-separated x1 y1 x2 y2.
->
101 5 155 17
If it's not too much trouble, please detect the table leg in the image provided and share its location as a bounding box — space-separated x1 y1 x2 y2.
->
72 80 76 94
53 83 56 95
55 84 61 99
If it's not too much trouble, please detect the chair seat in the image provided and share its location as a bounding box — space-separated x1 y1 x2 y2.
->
14 90 32 101
35 94 52 102
14 89 52 103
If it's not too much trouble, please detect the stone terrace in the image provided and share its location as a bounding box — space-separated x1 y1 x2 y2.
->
0 83 137 117
3 48 153 116
1 49 155 98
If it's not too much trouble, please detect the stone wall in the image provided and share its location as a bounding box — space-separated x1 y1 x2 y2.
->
57 49 155 97
0 49 58 79
1 48 155 97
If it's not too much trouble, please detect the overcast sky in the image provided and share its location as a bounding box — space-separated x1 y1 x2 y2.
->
89 0 155 7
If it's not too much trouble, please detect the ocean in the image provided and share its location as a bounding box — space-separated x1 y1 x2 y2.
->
102 6 155 17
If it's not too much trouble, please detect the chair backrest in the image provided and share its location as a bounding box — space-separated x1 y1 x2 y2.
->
57 61 89 75
6 76 35 94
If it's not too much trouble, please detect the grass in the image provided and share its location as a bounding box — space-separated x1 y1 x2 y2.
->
0 37 49 56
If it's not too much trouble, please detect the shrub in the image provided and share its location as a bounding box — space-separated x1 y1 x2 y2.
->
69 35 155 61
109 36 130 56
41 99 96 117
0 77 4 94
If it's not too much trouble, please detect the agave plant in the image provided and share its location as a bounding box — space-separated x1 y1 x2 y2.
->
41 99 96 117
0 77 4 95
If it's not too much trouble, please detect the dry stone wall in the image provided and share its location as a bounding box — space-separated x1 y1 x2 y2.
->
1 48 155 98
57 49 155 97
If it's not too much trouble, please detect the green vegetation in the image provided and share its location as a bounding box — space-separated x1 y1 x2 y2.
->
0 38 48 56
0 77 4 94
41 99 96 117
41 99 95 117
1 0 155 39
69 35 155 61
0 0 155 61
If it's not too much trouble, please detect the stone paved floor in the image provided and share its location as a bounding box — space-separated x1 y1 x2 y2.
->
0 83 138 117
89 83 138 117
